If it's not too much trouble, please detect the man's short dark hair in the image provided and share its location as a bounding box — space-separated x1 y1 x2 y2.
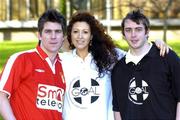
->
38 9 66 35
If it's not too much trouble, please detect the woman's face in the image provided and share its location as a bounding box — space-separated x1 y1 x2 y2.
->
71 21 92 52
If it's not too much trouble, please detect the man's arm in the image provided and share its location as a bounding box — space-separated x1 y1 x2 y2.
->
114 111 122 120
0 92 16 120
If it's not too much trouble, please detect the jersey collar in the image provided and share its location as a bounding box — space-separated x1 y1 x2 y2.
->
72 49 92 60
36 46 60 61
125 43 152 65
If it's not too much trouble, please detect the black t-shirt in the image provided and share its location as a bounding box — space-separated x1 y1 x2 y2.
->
111 44 180 120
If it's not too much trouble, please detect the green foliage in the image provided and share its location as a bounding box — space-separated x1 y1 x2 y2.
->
59 0 66 17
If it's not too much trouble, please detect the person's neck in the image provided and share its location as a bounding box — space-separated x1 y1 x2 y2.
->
48 53 57 64
76 49 89 60
130 42 151 56
41 47 57 64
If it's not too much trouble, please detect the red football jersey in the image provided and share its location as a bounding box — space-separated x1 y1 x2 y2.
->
0 46 66 120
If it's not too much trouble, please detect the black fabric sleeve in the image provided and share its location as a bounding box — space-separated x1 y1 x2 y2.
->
111 63 120 112
166 49 180 102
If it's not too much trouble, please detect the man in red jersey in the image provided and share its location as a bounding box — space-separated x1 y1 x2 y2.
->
0 9 66 120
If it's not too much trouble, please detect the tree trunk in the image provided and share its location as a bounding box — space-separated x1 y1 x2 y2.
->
163 13 167 43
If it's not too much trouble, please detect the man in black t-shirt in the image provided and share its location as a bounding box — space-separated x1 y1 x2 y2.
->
111 9 180 120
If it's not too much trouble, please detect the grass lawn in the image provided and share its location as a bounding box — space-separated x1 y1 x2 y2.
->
0 41 37 72
0 40 180 71
167 40 180 56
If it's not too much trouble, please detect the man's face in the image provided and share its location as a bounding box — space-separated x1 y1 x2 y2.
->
38 22 64 55
123 19 149 50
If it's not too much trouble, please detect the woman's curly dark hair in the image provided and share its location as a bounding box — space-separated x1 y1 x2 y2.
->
67 11 119 77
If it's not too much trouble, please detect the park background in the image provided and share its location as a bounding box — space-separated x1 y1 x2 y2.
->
0 0 180 119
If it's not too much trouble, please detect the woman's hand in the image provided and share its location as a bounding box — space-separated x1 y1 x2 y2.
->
154 39 171 57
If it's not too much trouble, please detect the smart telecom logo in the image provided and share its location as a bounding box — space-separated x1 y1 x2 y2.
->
36 84 65 112
69 78 100 109
128 77 149 105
